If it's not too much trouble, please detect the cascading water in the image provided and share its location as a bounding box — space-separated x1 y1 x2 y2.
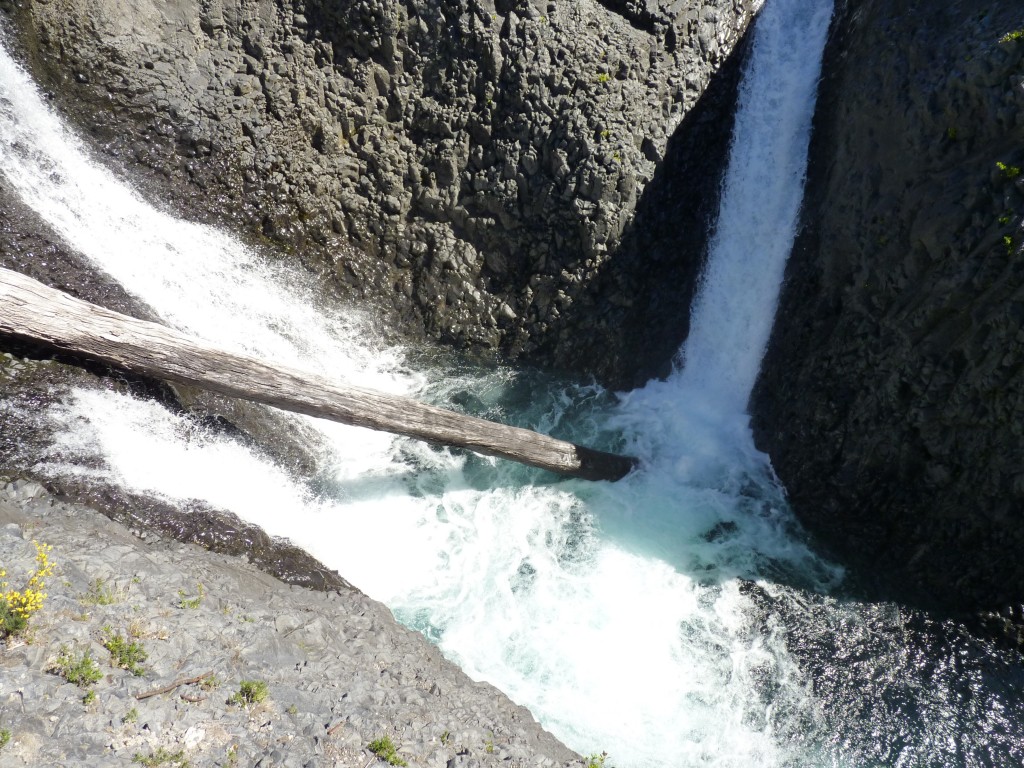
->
4 1 1024 766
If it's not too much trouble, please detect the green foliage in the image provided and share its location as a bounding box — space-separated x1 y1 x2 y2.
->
123 707 139 724
946 126 957 140
177 583 204 610
200 674 221 690
1000 28 1024 43
368 736 408 767
229 680 269 706
996 161 1021 179
0 729 11 750
587 752 613 768
595 72 611 83
104 632 148 676
82 577 121 606
0 604 27 638
1 540 55 638
53 645 103 687
132 747 190 767
83 689 97 706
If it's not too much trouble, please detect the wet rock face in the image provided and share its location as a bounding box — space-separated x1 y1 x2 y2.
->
753 0 1024 612
1 0 755 381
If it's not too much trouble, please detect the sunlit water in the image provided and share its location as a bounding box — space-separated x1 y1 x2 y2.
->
3 1 1024 765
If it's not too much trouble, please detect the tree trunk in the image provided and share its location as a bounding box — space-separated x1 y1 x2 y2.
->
0 268 637 481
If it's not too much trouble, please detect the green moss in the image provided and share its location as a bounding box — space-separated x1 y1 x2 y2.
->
996 161 1021 179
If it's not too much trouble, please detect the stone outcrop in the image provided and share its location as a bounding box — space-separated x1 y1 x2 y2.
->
753 0 1024 613
0 479 581 767
1 0 755 381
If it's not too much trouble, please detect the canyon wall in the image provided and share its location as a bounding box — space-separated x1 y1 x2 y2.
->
1 0 753 382
754 0 1024 616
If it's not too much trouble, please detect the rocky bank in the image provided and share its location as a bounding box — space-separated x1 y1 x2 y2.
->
0 478 583 768
753 1 1024 617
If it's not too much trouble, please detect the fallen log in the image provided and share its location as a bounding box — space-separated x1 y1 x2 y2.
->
0 268 637 481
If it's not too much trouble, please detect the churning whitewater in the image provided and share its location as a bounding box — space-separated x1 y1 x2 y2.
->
10 0 1024 766
1 0 835 765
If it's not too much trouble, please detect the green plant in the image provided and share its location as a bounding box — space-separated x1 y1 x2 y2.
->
946 126 958 140
132 747 189 766
1000 28 1024 43
83 689 97 706
2 540 55 638
286 704 298 715
200 674 221 690
229 680 269 706
123 707 139 724
82 577 121 606
996 161 1021 179
595 72 610 84
177 583 204 610
0 728 10 750
53 645 102 687
587 752 612 768
440 730 451 746
104 632 148 676
367 736 407 767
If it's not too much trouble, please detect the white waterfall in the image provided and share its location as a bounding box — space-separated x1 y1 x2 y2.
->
0 1 840 765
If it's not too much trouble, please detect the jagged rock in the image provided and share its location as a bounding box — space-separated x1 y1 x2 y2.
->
753 0 1024 614
0 0 756 382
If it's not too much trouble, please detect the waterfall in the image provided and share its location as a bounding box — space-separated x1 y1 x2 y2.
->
677 0 832 412
6 2 1024 766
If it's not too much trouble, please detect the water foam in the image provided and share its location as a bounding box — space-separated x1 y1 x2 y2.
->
1 1 838 765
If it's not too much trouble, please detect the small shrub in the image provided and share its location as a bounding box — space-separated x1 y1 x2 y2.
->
595 72 610 84
367 736 408 767
123 707 139 724
81 577 121 606
177 583 204 610
83 689 97 706
1 541 55 638
1000 28 1024 43
587 752 613 768
53 645 102 687
132 747 189 766
104 632 148 676
229 680 269 707
0 728 11 750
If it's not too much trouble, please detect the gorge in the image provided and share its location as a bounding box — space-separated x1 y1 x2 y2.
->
1 0 1024 766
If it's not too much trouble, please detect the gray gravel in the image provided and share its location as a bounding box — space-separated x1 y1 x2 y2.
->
0 479 581 768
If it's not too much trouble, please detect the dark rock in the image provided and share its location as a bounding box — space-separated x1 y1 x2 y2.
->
752 0 1024 613
1 0 757 383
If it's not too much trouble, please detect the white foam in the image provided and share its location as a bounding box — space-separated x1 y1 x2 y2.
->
1 0 837 763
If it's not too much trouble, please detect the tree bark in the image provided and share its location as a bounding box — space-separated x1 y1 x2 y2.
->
0 268 637 481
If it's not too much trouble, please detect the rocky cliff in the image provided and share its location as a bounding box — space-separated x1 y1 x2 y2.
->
753 0 1024 616
1 0 754 383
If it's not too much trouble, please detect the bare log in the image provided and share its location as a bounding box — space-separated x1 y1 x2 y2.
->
0 268 637 481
